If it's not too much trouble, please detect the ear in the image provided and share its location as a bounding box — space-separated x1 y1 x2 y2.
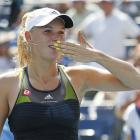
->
25 31 31 42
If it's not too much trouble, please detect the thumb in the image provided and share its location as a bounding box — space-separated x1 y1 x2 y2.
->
78 31 93 49
78 31 84 45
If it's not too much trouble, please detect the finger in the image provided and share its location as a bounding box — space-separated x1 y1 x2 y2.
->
78 31 93 49
61 42 85 52
56 41 91 55
78 31 87 48
78 31 84 45
59 43 91 57
61 42 79 48
53 41 61 49
59 48 93 60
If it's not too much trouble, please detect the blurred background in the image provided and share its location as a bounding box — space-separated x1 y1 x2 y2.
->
0 0 140 140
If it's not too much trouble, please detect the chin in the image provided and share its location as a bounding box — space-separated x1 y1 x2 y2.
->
48 54 59 61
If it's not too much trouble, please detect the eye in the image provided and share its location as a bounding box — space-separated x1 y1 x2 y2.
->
44 28 53 33
59 31 64 35
58 31 65 36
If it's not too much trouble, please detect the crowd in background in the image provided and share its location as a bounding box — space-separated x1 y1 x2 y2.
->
0 0 140 140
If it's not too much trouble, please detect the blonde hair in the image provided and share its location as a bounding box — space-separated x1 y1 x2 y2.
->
17 12 32 67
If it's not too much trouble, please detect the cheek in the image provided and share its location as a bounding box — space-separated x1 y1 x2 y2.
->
51 34 65 41
32 32 48 43
61 35 65 41
56 34 65 42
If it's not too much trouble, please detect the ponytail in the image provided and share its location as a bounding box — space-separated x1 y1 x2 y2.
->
17 13 32 67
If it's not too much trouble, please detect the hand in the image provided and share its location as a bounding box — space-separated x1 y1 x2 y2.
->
54 31 98 63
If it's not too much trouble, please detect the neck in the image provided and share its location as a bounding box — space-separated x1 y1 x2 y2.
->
77 8 85 14
27 61 58 83
103 7 113 17
104 11 112 17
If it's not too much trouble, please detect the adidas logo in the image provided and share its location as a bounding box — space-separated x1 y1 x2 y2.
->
44 94 53 100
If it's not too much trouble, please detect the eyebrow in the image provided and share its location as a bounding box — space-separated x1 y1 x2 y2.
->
41 25 65 30
42 25 52 28
42 25 65 31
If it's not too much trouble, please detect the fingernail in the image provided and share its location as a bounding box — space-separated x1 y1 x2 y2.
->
54 43 58 46
56 40 61 44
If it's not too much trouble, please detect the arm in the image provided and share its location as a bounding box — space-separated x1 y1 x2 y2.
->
115 99 136 119
58 32 140 90
0 70 19 135
95 52 140 89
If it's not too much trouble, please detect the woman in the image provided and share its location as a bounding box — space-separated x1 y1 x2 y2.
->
0 7 140 140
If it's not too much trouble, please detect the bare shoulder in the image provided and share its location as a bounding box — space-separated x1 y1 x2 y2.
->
64 65 101 102
0 68 22 130
65 65 111 88
64 65 109 78
0 68 22 93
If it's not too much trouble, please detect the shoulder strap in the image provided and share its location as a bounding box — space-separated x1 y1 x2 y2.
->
16 67 31 104
58 65 77 100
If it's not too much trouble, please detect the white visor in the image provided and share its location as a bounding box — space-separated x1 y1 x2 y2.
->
25 7 73 31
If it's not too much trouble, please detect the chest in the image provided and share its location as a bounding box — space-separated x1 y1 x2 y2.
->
8 100 80 132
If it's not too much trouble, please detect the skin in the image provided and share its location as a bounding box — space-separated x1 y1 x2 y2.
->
0 17 140 134
115 59 140 119
98 1 114 16
72 1 86 13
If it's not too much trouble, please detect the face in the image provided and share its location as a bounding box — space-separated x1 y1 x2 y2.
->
29 18 65 62
72 1 86 11
98 1 114 15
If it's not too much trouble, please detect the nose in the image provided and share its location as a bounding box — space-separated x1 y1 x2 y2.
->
51 33 64 42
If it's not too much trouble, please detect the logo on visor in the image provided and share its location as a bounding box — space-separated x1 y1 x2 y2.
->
50 10 59 15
